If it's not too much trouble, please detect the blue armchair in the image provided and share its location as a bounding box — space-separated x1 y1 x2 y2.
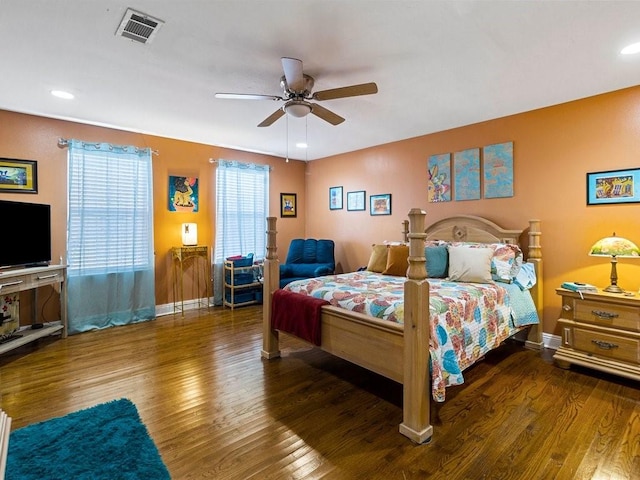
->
279 239 335 288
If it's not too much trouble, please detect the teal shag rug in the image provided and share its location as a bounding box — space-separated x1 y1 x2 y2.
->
6 398 171 480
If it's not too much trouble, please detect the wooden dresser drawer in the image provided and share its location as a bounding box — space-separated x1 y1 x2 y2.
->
0 274 28 294
573 298 640 332
27 270 65 289
573 327 640 364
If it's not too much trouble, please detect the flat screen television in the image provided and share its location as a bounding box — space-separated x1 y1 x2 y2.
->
0 200 51 268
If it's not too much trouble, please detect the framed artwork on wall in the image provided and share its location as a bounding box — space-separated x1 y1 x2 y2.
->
587 168 640 205
454 148 480 201
483 142 514 199
428 153 451 203
280 193 297 217
370 193 392 216
329 186 343 210
169 176 199 212
0 158 37 193
347 190 366 211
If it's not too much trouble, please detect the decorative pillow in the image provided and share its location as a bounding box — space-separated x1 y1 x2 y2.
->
491 243 523 282
425 245 448 278
514 262 537 290
424 239 449 248
366 244 388 273
449 241 523 283
447 246 493 283
382 245 410 276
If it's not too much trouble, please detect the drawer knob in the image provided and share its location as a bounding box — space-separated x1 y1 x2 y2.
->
591 339 619 350
562 304 572 311
591 310 619 319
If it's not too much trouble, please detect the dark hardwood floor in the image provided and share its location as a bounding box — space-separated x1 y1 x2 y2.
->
1 306 638 479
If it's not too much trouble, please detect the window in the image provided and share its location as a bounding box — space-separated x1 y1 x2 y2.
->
214 160 269 263
67 142 154 275
66 139 155 334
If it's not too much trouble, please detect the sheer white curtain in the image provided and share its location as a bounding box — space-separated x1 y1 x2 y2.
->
213 160 269 304
66 139 155 334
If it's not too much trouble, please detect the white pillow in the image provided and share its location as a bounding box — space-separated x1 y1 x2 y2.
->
447 246 493 283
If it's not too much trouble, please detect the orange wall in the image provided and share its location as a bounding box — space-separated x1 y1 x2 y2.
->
3 84 640 335
0 110 307 310
305 86 640 336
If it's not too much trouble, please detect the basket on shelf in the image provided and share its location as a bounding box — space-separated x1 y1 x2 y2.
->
225 253 254 267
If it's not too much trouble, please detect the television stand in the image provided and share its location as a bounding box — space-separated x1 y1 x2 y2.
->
0 333 22 345
0 264 67 356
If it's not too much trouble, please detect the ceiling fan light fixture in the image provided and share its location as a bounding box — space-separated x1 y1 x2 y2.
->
284 101 312 118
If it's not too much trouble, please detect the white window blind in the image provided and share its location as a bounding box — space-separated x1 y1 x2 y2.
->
67 143 153 276
214 161 269 263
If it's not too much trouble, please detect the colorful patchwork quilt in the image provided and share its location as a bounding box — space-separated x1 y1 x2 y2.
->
284 271 539 402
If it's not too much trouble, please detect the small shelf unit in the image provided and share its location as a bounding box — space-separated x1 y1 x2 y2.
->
223 260 262 309
0 322 64 355
0 264 67 356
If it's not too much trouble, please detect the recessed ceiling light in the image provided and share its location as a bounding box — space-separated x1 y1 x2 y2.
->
621 42 640 55
296 142 308 149
51 90 75 100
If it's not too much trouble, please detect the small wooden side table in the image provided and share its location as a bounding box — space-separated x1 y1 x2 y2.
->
171 246 211 316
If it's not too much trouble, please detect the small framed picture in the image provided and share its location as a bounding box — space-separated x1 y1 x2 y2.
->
347 190 366 211
0 158 38 193
280 193 297 217
370 193 392 216
587 168 640 205
329 186 343 210
169 176 199 212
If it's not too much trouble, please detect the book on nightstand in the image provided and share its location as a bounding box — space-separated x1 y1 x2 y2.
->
561 281 598 292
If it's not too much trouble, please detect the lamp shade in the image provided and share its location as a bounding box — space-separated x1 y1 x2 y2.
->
589 233 639 293
589 234 640 258
182 223 198 246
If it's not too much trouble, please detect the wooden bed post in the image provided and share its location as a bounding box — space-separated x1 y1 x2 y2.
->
525 219 544 350
261 216 281 359
399 208 433 444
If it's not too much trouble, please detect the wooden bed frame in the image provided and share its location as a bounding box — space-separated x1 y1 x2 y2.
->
261 209 543 444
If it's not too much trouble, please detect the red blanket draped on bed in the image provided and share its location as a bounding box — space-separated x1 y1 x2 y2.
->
271 289 329 346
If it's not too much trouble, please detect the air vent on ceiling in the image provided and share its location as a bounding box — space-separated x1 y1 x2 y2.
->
115 8 164 44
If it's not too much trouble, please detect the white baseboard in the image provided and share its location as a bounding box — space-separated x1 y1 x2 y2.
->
155 297 213 317
543 332 561 350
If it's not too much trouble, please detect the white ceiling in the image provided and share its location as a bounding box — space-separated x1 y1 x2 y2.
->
1 1 640 161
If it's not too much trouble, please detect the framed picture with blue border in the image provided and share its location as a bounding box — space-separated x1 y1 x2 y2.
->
587 168 640 205
329 186 343 210
370 193 391 215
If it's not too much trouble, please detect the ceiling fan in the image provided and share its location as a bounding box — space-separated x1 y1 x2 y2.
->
215 57 378 127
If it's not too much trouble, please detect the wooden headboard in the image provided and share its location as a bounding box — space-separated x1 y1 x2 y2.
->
424 215 523 245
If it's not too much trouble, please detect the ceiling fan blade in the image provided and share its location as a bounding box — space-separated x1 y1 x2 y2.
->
258 108 285 127
215 93 282 101
310 103 345 125
281 57 305 92
313 82 378 101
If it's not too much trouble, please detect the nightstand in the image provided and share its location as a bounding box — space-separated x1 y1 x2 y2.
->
554 288 640 381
